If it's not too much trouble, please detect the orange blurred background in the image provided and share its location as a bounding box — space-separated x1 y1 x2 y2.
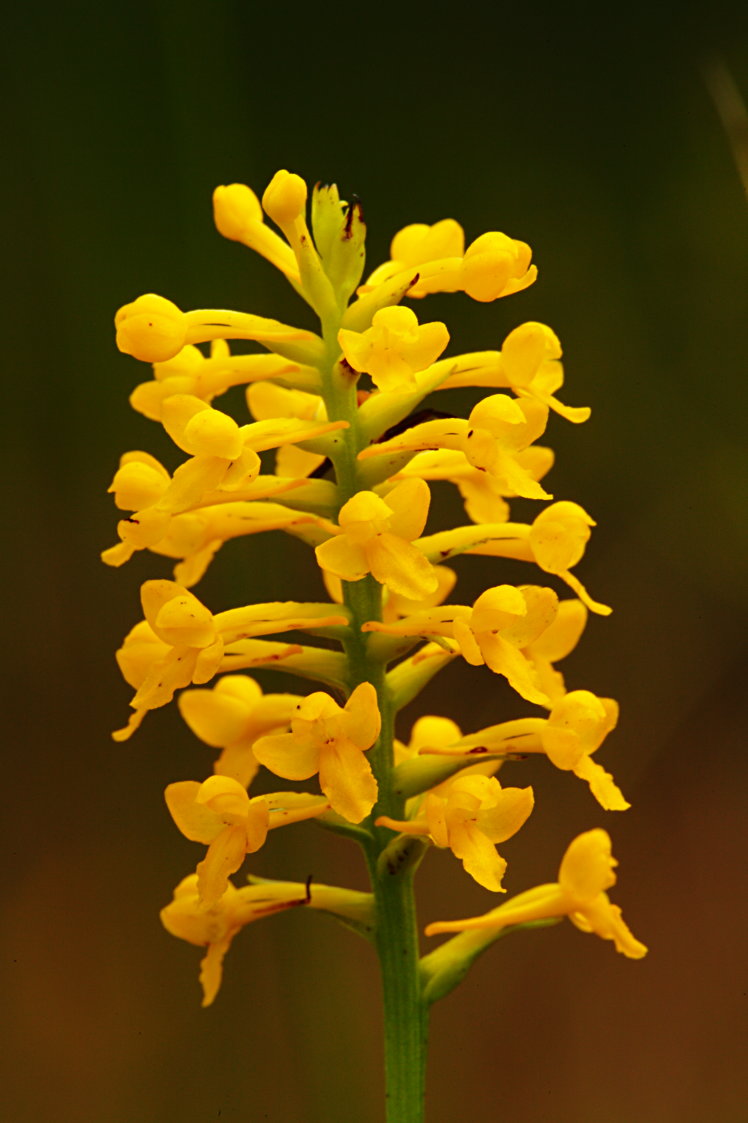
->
2 2 747 1120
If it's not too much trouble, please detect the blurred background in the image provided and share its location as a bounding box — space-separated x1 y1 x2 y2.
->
2 1 747 1120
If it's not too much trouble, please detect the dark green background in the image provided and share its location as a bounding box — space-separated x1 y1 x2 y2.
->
3 2 746 1121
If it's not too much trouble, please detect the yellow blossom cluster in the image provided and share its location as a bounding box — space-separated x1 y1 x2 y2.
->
108 168 645 1008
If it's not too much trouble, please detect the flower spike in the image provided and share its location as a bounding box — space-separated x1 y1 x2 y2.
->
107 169 642 1104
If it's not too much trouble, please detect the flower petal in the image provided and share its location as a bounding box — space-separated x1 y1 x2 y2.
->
318 737 378 823
449 821 508 891
315 535 370 582
479 633 549 706
165 781 224 843
197 825 250 906
341 682 381 749
368 534 438 600
252 731 320 781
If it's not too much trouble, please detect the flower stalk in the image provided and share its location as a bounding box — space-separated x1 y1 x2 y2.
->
106 168 646 1123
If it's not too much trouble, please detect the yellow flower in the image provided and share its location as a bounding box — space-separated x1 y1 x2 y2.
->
338 306 449 391
114 294 189 363
104 495 320 585
161 873 375 1005
425 828 647 959
178 675 303 788
358 393 551 501
160 874 313 1006
114 586 225 738
252 683 381 823
462 395 551 499
213 183 300 281
377 772 533 891
452 584 559 705
462 500 611 615
165 775 329 906
364 219 465 290
363 584 559 705
261 170 338 322
160 394 245 459
262 169 308 231
412 686 626 810
542 690 628 809
115 292 321 365
436 322 590 424
362 220 537 302
460 232 535 302
103 390 347 567
396 445 554 524
527 502 610 614
315 478 439 600
499 322 590 422
107 450 171 511
113 580 348 738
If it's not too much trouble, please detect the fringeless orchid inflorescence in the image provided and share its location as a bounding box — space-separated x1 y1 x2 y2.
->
107 169 646 1121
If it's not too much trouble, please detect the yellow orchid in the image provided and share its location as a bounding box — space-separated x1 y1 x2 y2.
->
102 374 347 572
499 322 589 422
377 772 533 891
160 874 313 1006
113 580 348 738
161 873 375 1006
467 500 611 615
114 584 225 738
364 584 558 705
413 686 626 810
338 306 449 391
437 321 590 424
104 477 322 578
115 292 322 366
425 828 647 959
363 218 465 291
358 393 551 501
213 183 301 281
252 683 381 823
148 390 343 505
361 220 537 302
541 690 628 809
461 395 551 500
261 170 341 322
178 675 303 788
165 774 329 906
396 444 555 524
315 477 439 600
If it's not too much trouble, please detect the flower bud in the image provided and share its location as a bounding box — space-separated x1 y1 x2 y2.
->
213 184 263 240
462 233 532 302
161 395 244 459
115 294 188 363
109 453 169 510
262 169 308 228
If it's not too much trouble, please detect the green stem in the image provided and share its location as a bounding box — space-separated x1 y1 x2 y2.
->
318 316 429 1122
366 848 429 1123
